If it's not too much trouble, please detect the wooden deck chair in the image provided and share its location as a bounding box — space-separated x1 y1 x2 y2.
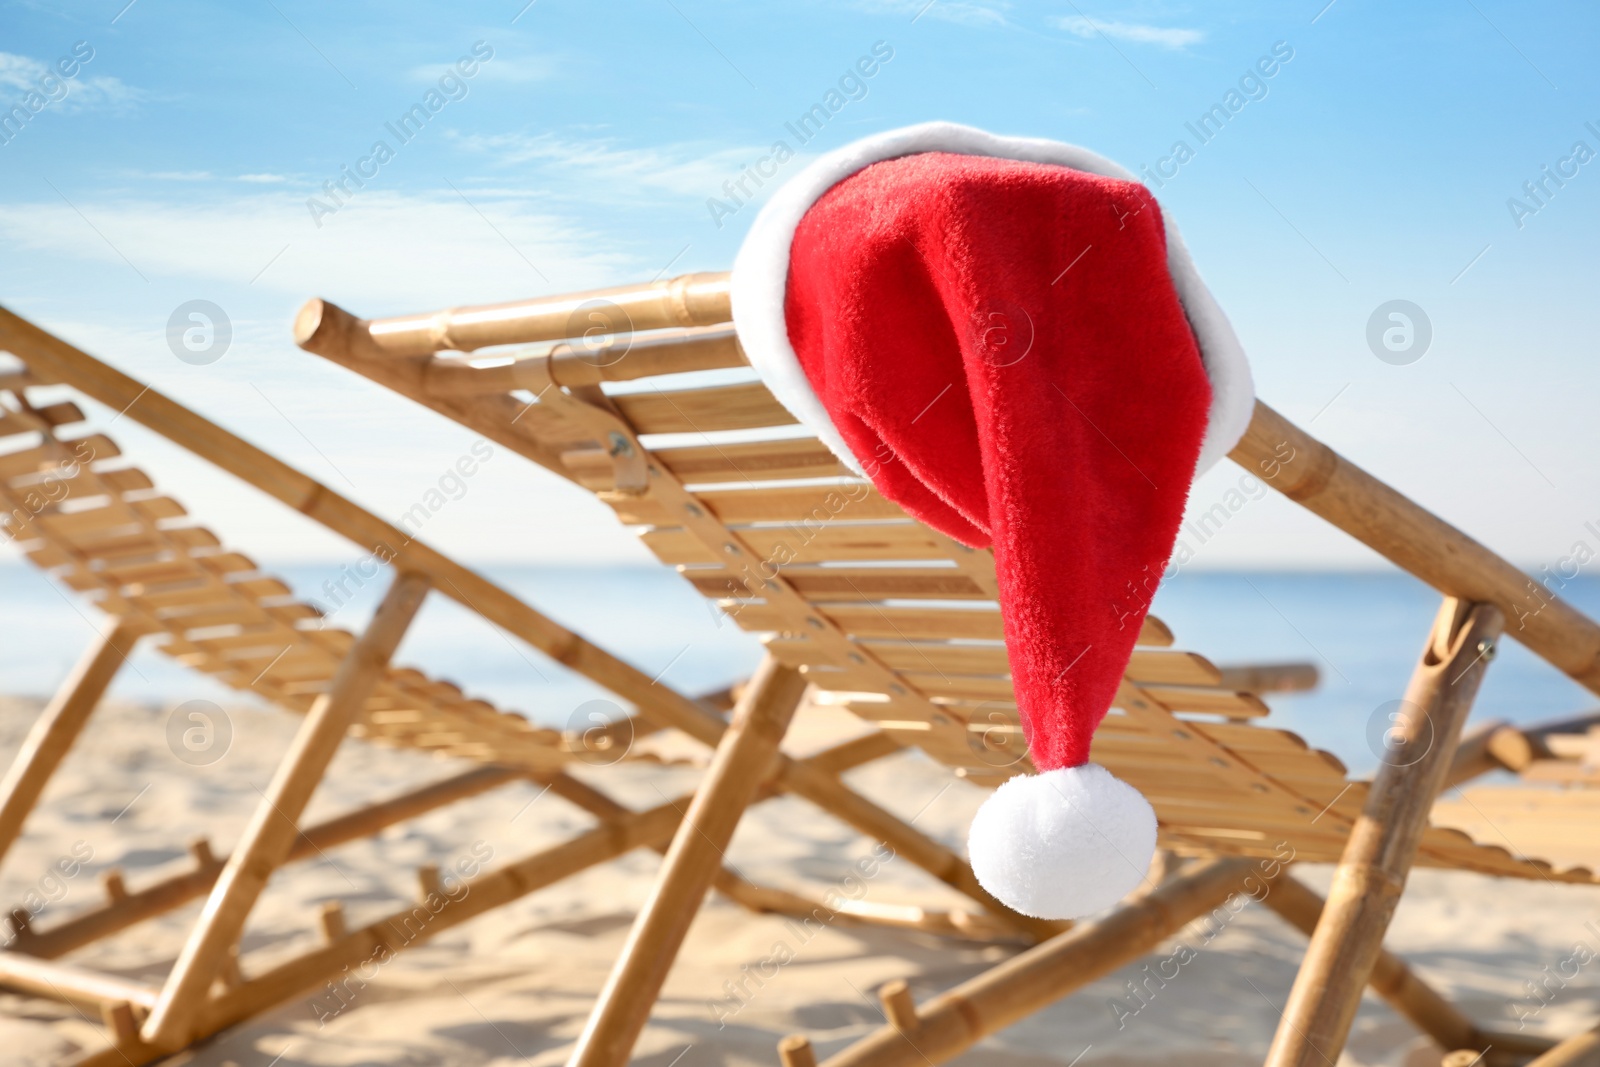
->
1447 711 1600 789
0 315 1021 1065
291 272 1600 1067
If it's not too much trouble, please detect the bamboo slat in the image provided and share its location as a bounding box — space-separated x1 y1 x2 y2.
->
610 486 904 527
844 642 1009 675
1093 737 1343 782
549 323 746 385
1131 685 1270 718
644 523 940 565
0 400 82 437
729 603 1170 647
0 433 120 476
1214 661 1319 694
901 672 1014 702
651 437 847 483
612 381 795 435
691 484 903 524
808 647 1247 694
692 567 988 601
35 506 143 539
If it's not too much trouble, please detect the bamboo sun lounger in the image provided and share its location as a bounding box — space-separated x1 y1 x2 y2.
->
284 271 1600 1067
0 317 1039 1064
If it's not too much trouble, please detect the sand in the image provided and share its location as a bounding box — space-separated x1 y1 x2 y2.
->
0 693 1597 1067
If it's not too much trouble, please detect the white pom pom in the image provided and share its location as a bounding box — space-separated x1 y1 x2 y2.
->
967 763 1157 920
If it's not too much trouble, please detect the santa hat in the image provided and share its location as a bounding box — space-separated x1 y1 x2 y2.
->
730 122 1254 920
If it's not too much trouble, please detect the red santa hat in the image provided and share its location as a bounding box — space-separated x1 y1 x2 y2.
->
730 123 1254 920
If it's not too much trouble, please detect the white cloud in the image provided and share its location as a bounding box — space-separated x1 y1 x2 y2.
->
0 181 682 565
0 53 44 91
408 57 556 85
1055 16 1205 49
0 50 146 112
453 131 780 201
0 188 638 307
60 73 145 111
472 59 559 83
850 0 1012 27
121 169 293 184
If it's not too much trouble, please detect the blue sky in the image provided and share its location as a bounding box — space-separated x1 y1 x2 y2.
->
2 0 1598 569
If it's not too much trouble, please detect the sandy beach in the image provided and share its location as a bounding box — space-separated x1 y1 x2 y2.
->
1 692 1595 1067
5 2 1600 1063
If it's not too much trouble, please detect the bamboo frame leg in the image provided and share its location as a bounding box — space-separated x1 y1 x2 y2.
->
1444 709 1600 789
1263 598 1505 1067
779 1036 820 1067
1262 878 1555 1064
566 656 810 1067
1259 873 1479 1052
1231 401 1600 694
0 620 142 870
140 573 430 1051
1514 1023 1600 1067
0 952 159 1012
799 857 1259 1067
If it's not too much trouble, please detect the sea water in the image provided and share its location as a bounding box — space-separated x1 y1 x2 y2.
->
1 561 1593 778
